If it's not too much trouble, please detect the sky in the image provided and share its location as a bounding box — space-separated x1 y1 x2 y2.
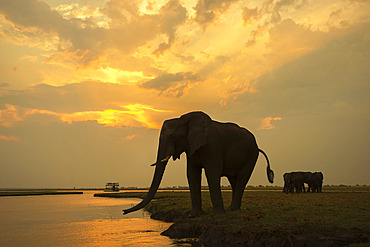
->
0 0 369 188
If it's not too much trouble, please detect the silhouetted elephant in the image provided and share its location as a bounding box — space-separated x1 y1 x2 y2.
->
123 111 274 216
283 173 291 193
301 171 313 192
283 172 304 194
308 172 324 192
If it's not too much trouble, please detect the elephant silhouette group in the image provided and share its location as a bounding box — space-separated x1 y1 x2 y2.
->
122 111 325 217
283 172 324 194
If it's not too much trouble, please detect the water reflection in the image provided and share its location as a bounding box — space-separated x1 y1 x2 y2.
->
0 191 189 247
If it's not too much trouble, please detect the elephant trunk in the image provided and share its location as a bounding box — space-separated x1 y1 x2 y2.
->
123 122 174 214
122 161 167 214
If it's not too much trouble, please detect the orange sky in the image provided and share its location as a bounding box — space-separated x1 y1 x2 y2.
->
0 0 369 188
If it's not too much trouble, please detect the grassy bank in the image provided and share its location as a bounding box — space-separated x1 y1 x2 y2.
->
96 187 370 246
0 190 83 197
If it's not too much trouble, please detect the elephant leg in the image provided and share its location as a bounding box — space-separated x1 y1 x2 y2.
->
296 184 301 193
283 181 289 193
227 176 236 204
229 175 249 211
229 154 257 211
205 169 225 214
187 162 203 217
296 185 302 193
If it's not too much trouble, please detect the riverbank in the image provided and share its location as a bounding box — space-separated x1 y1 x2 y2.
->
95 187 370 246
0 190 83 197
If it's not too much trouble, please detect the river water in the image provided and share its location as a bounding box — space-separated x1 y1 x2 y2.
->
0 191 188 247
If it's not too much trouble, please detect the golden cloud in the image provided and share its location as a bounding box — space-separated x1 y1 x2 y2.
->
125 135 136 140
0 104 23 127
55 3 109 28
0 134 18 142
258 117 282 130
28 104 167 129
1 104 167 129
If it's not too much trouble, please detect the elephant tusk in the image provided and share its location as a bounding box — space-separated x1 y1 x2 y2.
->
161 155 171 162
150 155 171 167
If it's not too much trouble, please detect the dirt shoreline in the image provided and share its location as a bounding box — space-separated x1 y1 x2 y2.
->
149 210 369 247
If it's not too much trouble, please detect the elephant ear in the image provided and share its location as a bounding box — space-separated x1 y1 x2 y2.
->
180 112 211 157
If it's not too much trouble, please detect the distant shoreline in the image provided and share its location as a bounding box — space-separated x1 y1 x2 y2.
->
1 185 369 197
1 185 369 191
0 191 83 197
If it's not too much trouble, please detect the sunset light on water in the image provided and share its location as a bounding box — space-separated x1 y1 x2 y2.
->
0 191 174 246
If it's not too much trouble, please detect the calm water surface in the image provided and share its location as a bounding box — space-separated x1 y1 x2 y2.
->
0 191 186 247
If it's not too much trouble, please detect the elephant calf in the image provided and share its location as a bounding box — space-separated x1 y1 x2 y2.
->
123 111 274 216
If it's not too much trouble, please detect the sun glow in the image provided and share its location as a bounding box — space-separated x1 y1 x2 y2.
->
100 67 154 84
23 104 166 129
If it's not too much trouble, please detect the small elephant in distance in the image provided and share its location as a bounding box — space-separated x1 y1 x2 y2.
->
283 172 304 194
308 172 324 192
283 171 324 193
301 171 314 192
123 111 274 217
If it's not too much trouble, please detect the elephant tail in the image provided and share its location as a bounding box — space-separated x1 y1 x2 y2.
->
259 149 274 183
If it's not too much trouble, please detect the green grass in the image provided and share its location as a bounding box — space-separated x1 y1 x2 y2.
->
97 187 370 235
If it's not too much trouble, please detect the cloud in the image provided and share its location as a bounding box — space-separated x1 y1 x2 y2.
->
140 72 201 97
258 117 282 130
241 0 307 27
0 0 65 33
0 134 18 142
153 0 187 55
194 0 239 28
0 102 169 129
234 17 340 80
240 0 310 48
0 0 189 65
0 0 104 59
0 82 9 87
29 104 167 129
125 135 136 140
0 82 144 112
55 3 108 28
0 104 23 127
265 19 334 66
237 22 370 118
242 7 259 25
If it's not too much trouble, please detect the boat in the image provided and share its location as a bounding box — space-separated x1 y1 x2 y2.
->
104 182 120 192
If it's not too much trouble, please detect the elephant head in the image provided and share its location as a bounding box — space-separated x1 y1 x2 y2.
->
123 112 211 214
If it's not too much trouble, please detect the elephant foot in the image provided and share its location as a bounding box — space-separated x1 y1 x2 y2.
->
188 209 204 218
212 207 226 215
228 205 240 212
